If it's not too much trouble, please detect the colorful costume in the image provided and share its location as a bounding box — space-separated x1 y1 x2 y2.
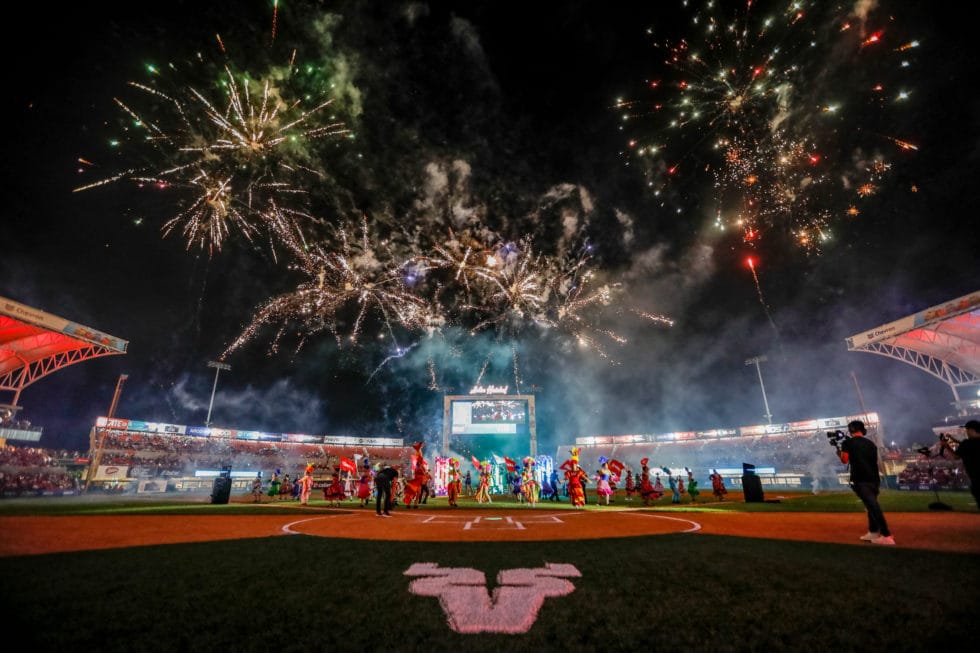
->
564 448 587 508
357 460 373 506
446 458 462 507
299 464 315 505
279 474 294 501
639 460 659 505
475 462 492 503
687 470 700 503
521 457 540 506
624 469 635 501
268 470 281 498
710 470 728 501
595 459 614 505
670 475 681 504
511 471 523 502
403 442 429 509
322 470 346 504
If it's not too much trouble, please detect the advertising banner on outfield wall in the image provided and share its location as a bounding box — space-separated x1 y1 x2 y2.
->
93 465 129 480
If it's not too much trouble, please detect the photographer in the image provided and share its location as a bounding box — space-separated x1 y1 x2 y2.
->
941 420 980 507
838 420 895 545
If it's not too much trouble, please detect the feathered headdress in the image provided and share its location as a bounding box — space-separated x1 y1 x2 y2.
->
640 458 649 467
598 456 607 465
570 447 580 462
305 463 315 475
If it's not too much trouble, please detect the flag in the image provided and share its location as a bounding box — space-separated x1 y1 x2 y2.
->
503 456 517 473
608 459 625 477
491 453 505 466
339 457 356 473
471 455 482 471
559 459 574 471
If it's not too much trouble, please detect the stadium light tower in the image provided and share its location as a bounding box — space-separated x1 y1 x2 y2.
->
205 361 231 427
745 355 773 425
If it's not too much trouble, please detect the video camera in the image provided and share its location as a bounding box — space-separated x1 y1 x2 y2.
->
826 429 850 453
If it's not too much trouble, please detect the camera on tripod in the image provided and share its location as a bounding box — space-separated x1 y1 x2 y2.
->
826 429 850 453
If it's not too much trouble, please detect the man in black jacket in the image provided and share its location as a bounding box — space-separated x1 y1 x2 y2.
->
942 419 980 508
374 464 399 517
839 420 894 545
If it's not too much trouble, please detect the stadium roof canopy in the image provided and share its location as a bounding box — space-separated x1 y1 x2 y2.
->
846 290 980 406
0 295 127 406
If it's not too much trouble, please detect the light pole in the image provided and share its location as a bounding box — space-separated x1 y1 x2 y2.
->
85 373 128 493
205 361 231 427
745 355 773 425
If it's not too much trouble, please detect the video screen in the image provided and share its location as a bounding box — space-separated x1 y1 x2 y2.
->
451 399 528 435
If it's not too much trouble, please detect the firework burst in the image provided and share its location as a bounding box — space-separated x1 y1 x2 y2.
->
617 0 919 252
75 51 350 255
224 217 438 356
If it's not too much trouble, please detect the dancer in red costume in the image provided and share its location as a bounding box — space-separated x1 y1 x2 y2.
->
564 448 588 509
638 458 656 506
403 442 429 509
323 469 346 505
710 469 728 501
446 458 462 508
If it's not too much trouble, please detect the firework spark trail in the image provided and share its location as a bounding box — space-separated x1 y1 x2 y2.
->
747 257 779 336
271 0 280 44
618 0 920 252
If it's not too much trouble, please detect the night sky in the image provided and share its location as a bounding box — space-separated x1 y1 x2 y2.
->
2 0 977 452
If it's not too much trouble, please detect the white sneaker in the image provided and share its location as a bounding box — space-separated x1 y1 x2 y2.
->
860 532 879 541
872 535 895 545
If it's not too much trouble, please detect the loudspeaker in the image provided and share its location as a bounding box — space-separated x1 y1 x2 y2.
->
741 473 764 503
210 476 232 504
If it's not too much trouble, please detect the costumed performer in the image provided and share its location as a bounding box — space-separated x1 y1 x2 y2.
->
475 461 492 503
564 448 588 509
356 458 374 508
710 469 728 501
521 457 540 507
446 458 462 508
595 457 614 506
686 468 700 503
299 463 315 506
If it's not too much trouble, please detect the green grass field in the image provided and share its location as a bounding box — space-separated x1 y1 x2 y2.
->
1 490 978 652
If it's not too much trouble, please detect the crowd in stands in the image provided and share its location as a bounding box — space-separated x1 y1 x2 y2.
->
0 431 413 496
575 431 843 480
0 471 79 496
0 408 37 432
897 460 969 490
0 445 83 496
